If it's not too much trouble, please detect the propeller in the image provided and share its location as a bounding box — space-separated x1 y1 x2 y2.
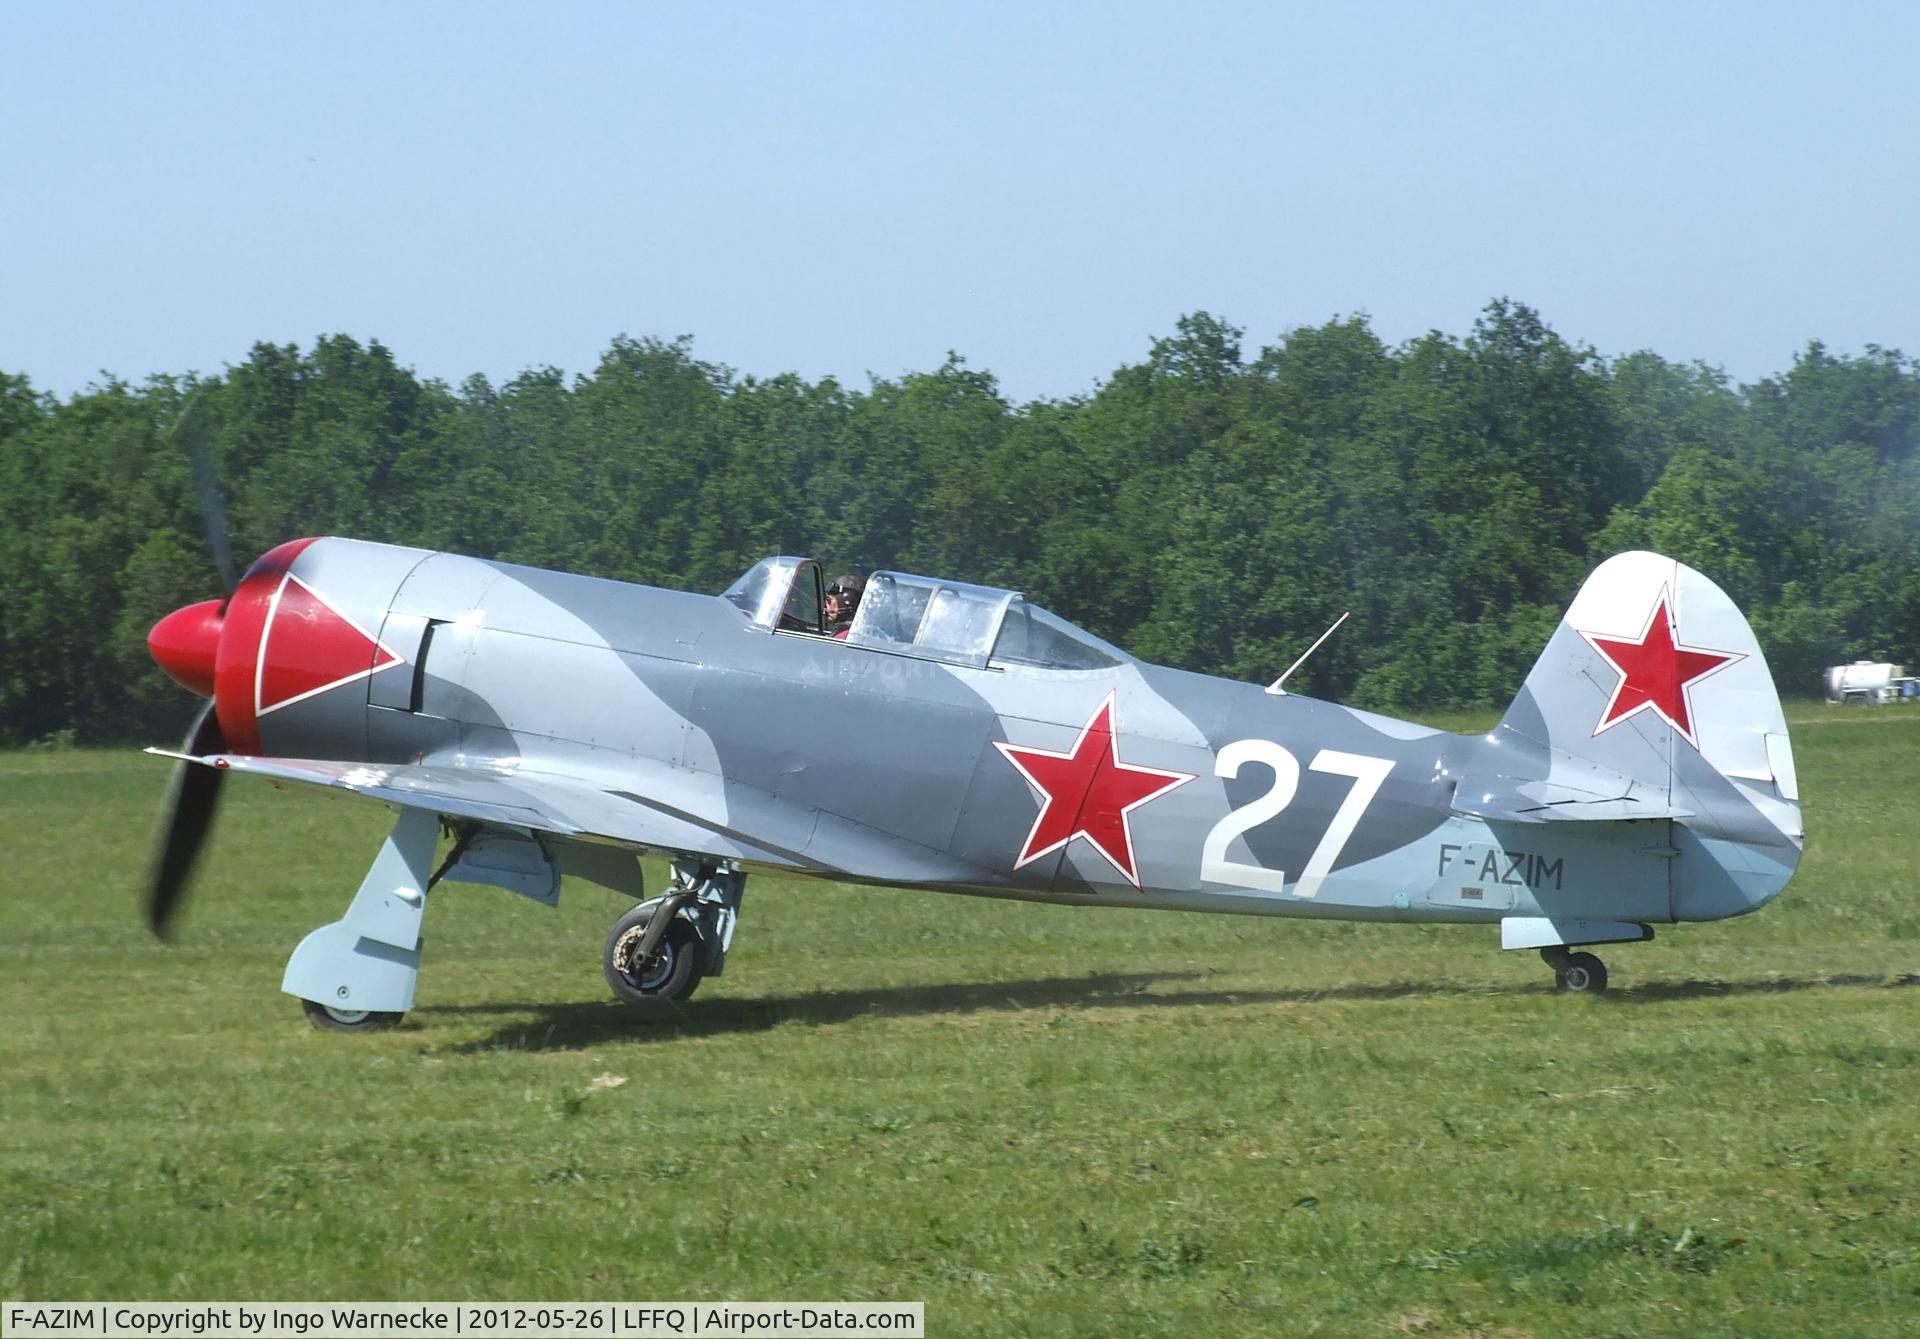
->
146 392 240 937
148 701 228 937
178 391 237 595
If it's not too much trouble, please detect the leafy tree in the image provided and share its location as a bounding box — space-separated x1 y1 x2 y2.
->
6 308 1919 744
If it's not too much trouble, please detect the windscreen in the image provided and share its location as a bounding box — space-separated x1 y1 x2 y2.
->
721 557 817 630
721 559 781 618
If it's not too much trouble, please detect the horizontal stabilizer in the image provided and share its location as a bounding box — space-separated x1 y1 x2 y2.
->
1500 917 1655 950
1450 774 1693 825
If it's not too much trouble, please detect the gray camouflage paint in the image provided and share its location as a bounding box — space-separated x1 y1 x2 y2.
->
206 538 1802 942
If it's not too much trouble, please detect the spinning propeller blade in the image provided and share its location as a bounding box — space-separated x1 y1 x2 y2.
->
147 700 227 938
176 392 237 594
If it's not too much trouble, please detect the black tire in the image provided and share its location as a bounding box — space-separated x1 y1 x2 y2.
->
603 906 705 1005
1556 951 1609 994
301 998 404 1031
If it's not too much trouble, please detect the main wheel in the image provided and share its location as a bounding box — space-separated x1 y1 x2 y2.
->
1556 951 1609 993
301 998 404 1031
603 906 705 1005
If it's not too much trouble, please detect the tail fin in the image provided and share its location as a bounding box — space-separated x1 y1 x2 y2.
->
1495 552 1802 918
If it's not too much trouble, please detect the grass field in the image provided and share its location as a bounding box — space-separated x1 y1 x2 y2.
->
3 702 1918 1337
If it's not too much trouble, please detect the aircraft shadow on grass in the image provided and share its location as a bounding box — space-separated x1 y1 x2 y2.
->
419 970 1919 1053
1602 971 1920 1004
425 970 1483 1051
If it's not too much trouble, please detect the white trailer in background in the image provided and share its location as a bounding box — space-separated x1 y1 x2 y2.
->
1823 661 1920 705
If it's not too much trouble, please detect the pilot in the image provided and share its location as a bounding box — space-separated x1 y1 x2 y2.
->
825 574 865 640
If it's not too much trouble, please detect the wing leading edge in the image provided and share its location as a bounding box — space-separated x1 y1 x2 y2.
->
145 750 998 886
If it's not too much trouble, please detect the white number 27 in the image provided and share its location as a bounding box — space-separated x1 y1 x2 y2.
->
1199 741 1393 898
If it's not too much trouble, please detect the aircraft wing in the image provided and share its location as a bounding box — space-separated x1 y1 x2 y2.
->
146 749 993 884
148 750 596 834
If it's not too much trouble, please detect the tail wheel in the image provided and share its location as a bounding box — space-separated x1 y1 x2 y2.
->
603 907 705 1005
1556 951 1609 993
301 999 404 1031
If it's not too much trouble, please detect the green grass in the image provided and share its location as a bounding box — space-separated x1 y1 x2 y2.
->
4 701 1919 1336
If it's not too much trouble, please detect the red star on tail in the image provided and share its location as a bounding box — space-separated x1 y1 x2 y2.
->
994 692 1195 886
1578 589 1742 747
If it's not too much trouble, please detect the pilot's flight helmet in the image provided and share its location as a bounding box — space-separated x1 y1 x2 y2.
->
826 574 865 625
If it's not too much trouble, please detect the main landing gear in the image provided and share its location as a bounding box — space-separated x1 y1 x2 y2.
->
603 861 746 1006
282 808 440 1031
280 810 748 1029
1541 945 1609 993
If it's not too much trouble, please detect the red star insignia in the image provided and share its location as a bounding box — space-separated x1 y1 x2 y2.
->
1578 588 1743 748
993 691 1195 886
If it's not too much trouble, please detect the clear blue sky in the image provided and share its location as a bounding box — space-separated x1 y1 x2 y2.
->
4 2 1916 404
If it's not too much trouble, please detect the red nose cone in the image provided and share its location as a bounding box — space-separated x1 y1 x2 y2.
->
148 599 225 697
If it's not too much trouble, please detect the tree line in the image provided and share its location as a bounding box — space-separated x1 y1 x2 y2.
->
3 299 1917 746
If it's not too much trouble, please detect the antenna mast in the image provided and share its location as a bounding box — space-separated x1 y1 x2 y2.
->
1267 612 1349 696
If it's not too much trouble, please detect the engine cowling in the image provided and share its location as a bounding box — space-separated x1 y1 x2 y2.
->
148 537 420 757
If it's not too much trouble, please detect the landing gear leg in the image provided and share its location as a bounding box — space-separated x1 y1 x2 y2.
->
1541 946 1609 993
282 808 439 1029
603 860 745 1006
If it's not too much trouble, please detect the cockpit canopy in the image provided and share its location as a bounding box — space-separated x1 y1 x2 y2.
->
721 557 1128 671
721 556 823 633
